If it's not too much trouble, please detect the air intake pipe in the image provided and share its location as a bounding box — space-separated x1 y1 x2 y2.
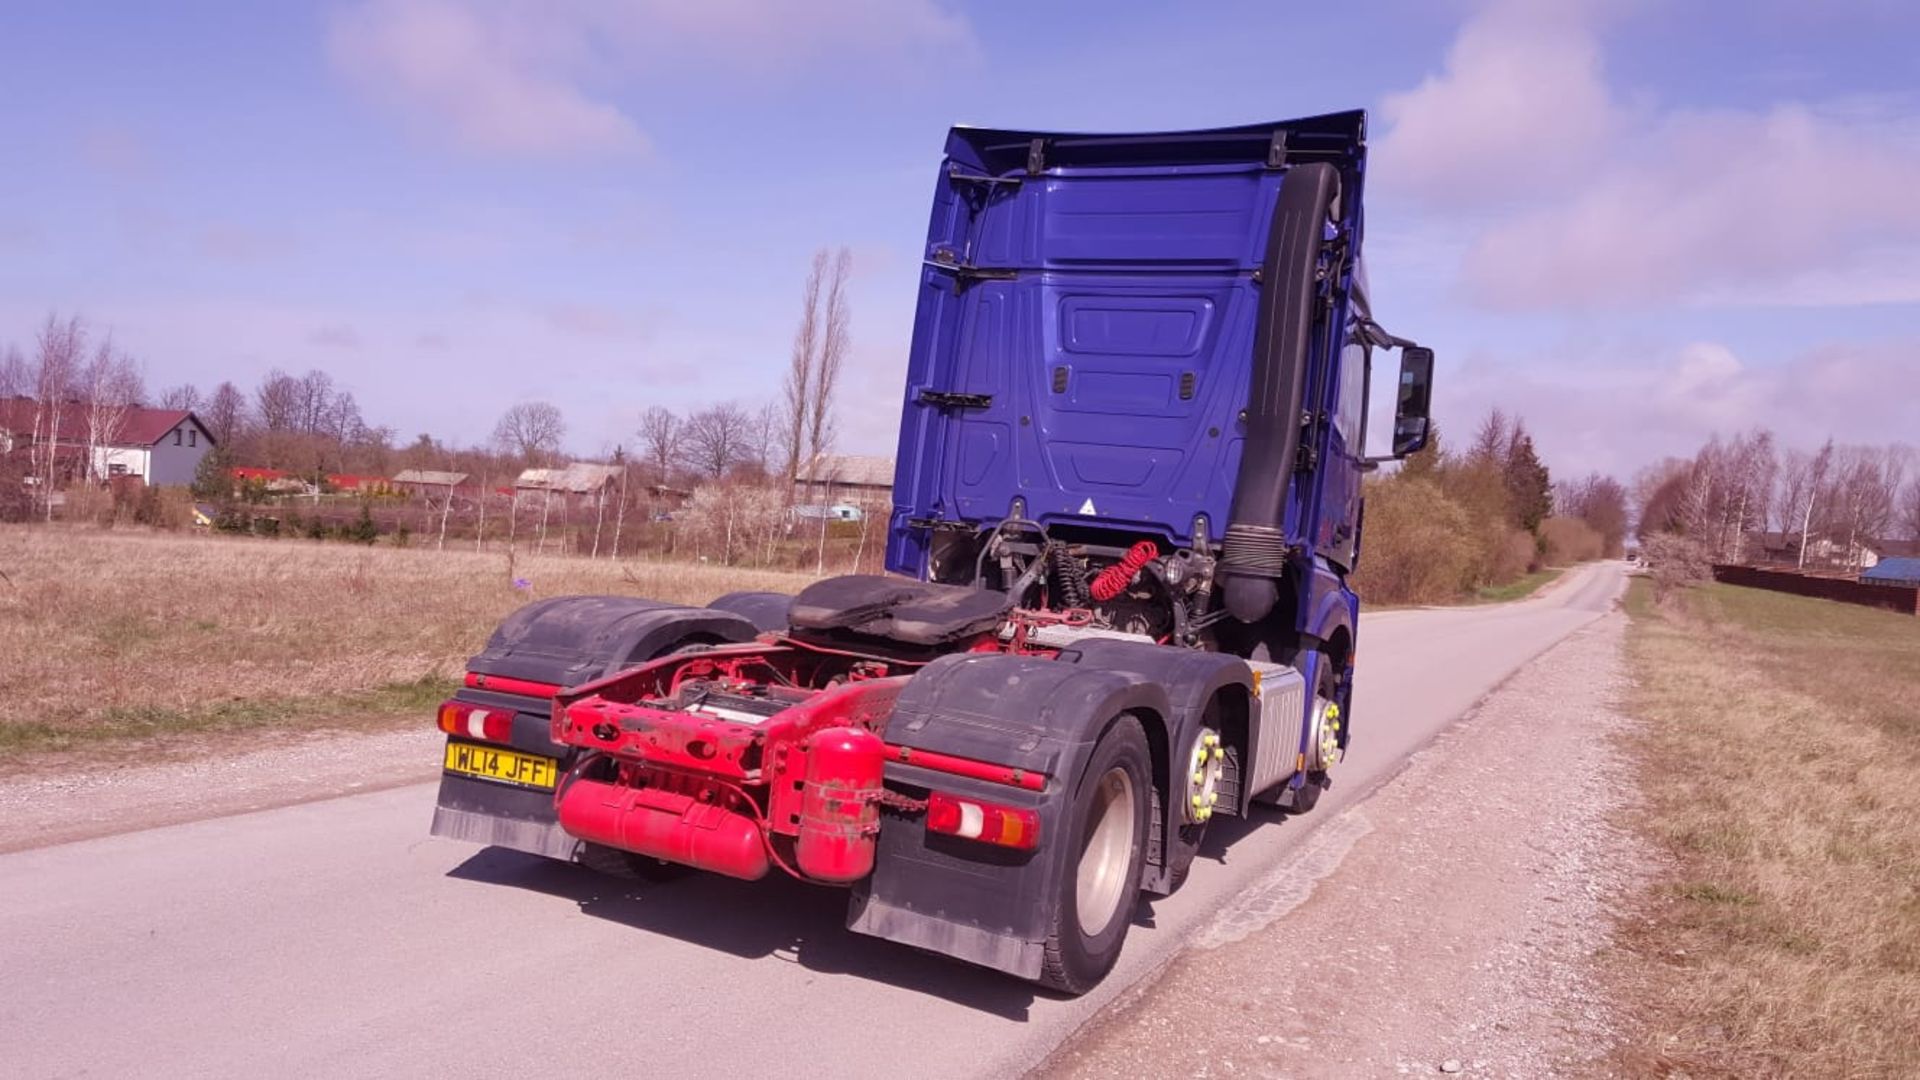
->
1220 161 1340 624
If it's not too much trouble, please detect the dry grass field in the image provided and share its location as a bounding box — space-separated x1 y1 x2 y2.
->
1612 580 1920 1077
0 526 817 762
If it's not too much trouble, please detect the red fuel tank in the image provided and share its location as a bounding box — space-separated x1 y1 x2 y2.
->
556 776 769 881
795 726 885 883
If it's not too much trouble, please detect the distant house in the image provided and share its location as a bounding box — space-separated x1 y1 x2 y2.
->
515 462 624 508
1864 557 1920 589
392 469 469 499
0 398 215 487
794 454 894 503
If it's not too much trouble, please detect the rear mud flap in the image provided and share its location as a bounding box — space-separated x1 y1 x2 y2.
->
848 893 1044 980
846 763 1067 980
430 774 579 862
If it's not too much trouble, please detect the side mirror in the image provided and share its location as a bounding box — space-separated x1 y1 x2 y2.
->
1392 346 1434 458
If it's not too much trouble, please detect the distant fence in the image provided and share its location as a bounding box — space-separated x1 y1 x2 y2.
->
1712 565 1920 616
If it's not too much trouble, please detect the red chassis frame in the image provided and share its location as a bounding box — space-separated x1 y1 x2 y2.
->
547 628 1057 886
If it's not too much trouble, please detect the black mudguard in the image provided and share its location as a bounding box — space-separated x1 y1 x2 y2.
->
706 590 794 634
848 643 1252 978
1060 640 1256 891
431 596 761 860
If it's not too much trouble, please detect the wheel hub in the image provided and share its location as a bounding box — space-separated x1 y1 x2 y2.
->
1076 767 1137 937
1184 729 1224 824
1310 700 1343 772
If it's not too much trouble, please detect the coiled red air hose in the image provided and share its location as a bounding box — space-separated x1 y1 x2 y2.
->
1089 541 1160 602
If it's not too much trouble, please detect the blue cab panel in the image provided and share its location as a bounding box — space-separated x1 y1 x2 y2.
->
887 114 1367 579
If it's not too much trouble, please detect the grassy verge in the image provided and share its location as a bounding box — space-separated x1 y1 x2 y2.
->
0 526 820 766
0 676 457 758
1612 579 1920 1076
1473 565 1567 604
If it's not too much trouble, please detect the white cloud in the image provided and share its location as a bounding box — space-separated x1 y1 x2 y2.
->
327 0 972 160
328 0 647 159
1463 104 1920 309
1376 3 1920 311
1375 1 1620 208
1436 337 1920 478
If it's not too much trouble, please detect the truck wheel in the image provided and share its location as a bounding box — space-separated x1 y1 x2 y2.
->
1283 659 1341 816
1039 715 1151 995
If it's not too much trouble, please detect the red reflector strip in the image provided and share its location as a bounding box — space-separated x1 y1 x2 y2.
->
438 701 514 744
925 793 1040 851
884 745 1047 791
463 672 560 698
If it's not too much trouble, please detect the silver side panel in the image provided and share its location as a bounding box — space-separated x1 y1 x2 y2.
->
1246 661 1307 795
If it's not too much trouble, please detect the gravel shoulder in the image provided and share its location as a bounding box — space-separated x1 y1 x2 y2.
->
1039 611 1645 1079
0 723 439 853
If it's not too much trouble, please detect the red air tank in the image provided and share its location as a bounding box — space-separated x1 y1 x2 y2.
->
555 777 770 881
795 726 885 883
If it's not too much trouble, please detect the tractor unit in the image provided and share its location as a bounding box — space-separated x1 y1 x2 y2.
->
430 110 1435 994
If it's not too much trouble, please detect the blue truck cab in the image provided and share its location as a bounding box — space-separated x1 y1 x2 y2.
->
888 110 1432 688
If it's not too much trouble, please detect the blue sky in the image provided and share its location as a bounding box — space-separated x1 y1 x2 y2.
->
2 0 1916 479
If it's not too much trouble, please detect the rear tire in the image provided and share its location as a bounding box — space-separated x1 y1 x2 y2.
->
1039 715 1151 995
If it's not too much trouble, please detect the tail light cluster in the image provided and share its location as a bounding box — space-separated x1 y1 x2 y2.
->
926 793 1040 851
438 701 514 744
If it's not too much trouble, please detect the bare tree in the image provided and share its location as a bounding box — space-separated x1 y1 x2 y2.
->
637 405 681 483
158 383 202 410
1468 407 1510 465
254 369 302 432
1826 445 1905 568
747 400 783 477
803 247 853 491
680 402 754 478
1902 475 1920 543
29 314 86 518
81 338 145 482
783 250 827 490
1796 438 1834 570
0 344 28 398
493 401 566 467
204 381 245 445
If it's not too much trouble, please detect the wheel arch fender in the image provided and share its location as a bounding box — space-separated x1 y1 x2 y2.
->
1061 640 1255 895
466 594 762 688
849 652 1173 980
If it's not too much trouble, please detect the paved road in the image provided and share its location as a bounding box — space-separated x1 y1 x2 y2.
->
0 563 1625 1079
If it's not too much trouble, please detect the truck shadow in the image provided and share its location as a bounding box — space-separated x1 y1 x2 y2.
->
446 847 1043 1019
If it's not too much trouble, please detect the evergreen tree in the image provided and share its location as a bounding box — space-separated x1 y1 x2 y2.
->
190 447 235 501
1503 430 1553 533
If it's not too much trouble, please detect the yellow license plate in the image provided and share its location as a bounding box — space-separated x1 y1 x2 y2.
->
443 741 559 790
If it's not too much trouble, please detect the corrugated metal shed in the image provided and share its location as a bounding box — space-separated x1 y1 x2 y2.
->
1862 557 1920 586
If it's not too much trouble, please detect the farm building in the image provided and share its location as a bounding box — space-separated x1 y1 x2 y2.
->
392 469 469 499
0 398 215 487
514 463 624 508
1864 557 1920 589
794 454 894 503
